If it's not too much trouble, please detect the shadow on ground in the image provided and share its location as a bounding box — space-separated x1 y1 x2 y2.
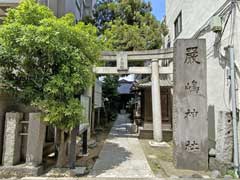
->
89 140 132 176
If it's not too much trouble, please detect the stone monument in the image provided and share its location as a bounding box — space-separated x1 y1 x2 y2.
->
173 39 208 170
2 112 23 166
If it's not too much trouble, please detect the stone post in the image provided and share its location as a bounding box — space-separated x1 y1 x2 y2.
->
216 111 233 163
26 113 46 166
97 108 101 127
3 112 23 166
85 86 93 140
173 39 208 170
151 59 162 142
91 109 95 133
69 126 78 169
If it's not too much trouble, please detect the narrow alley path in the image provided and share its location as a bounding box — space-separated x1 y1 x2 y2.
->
89 113 154 178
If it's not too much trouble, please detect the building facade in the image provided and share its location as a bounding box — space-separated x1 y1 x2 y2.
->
0 0 95 23
165 0 240 159
38 0 95 20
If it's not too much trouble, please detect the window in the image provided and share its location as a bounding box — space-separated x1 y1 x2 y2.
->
174 11 182 38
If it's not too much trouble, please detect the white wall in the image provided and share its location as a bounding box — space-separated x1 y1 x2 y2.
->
166 0 226 45
39 0 84 21
0 0 19 3
166 0 240 148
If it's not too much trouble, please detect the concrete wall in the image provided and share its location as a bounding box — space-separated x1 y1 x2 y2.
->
37 0 81 20
165 0 240 148
166 0 226 43
38 0 96 20
0 0 19 3
65 0 80 19
44 0 94 21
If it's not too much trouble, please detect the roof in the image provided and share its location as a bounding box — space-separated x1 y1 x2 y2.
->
138 79 173 88
117 83 133 94
131 76 173 90
118 79 133 83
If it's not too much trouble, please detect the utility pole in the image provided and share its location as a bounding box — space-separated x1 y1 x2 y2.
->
229 46 240 177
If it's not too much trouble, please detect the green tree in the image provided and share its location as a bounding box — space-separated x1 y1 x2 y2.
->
90 0 167 114
93 0 168 50
0 0 102 167
102 75 120 119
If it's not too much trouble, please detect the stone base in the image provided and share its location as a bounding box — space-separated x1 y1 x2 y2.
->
209 157 233 175
149 141 170 148
70 167 87 176
45 167 87 177
0 164 44 178
139 128 172 141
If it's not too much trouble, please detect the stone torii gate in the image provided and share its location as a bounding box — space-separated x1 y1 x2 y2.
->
93 48 174 142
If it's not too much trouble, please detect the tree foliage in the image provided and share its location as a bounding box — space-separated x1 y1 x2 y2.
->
0 0 102 130
102 75 120 118
93 0 168 50
102 75 119 102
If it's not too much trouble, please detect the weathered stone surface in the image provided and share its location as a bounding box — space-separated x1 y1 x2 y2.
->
69 167 87 176
3 112 23 166
148 141 170 148
179 175 193 178
151 59 162 142
173 39 208 170
211 170 221 178
0 164 43 178
191 173 203 178
209 148 216 157
209 157 232 175
216 111 233 163
26 113 46 166
202 175 210 178
88 139 97 149
224 175 233 179
170 175 179 178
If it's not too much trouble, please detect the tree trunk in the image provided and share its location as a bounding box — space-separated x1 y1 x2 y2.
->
56 130 68 168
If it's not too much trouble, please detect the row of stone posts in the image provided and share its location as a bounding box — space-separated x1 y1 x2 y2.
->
2 112 45 169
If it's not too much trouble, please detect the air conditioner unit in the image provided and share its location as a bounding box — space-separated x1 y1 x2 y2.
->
210 15 222 33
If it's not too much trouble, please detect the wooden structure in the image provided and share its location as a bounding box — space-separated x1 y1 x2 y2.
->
134 78 173 139
93 48 174 142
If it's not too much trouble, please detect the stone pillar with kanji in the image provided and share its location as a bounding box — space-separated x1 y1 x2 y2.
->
173 39 208 170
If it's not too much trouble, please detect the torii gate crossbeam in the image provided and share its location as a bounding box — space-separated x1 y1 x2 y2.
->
93 48 174 142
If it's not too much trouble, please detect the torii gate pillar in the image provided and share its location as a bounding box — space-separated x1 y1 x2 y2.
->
151 59 162 142
95 48 173 142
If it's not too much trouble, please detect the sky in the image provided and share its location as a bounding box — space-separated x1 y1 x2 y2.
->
147 0 165 21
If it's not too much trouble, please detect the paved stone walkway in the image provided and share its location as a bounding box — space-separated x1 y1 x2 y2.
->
88 114 154 178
